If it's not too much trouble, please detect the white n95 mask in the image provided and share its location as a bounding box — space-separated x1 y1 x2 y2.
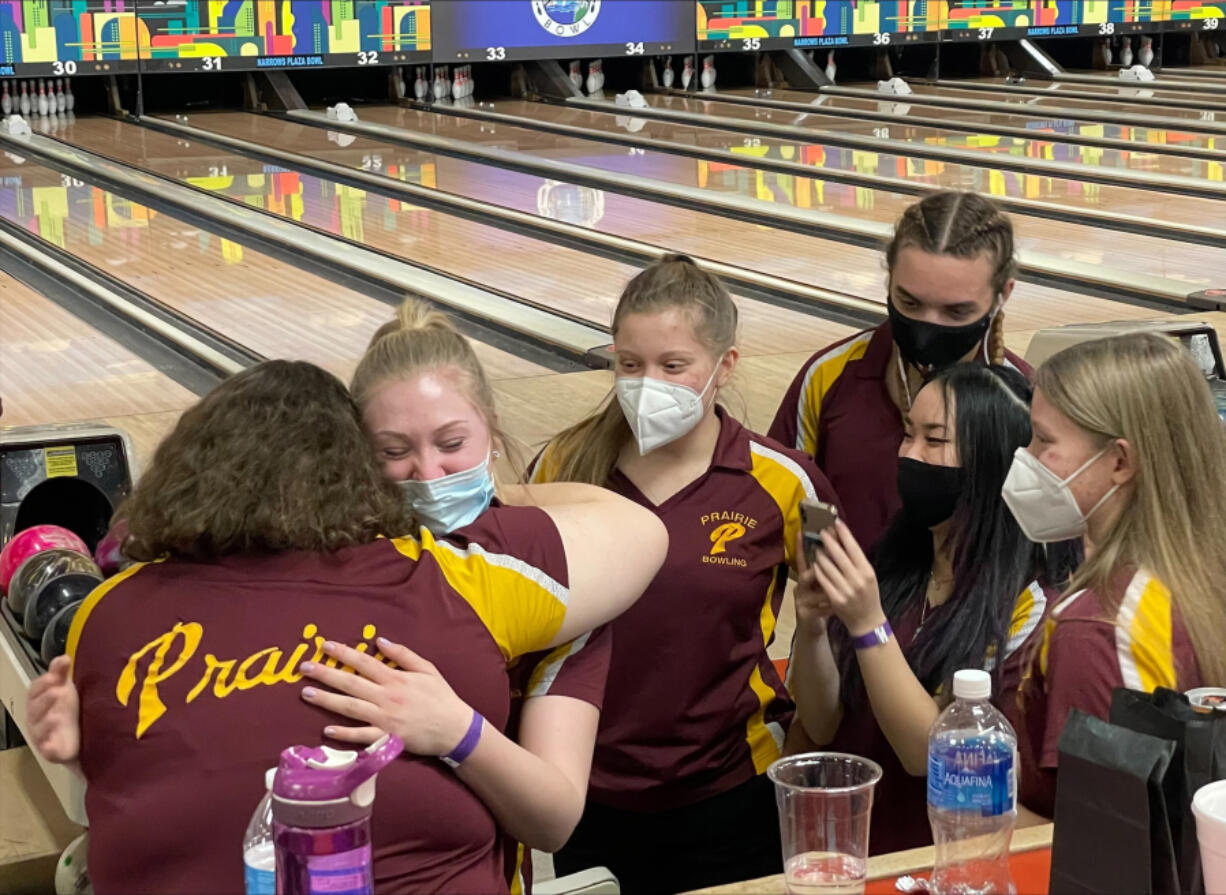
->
1001 445 1119 543
615 366 719 455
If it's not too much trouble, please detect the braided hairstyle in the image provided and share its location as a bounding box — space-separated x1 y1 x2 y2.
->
885 192 1017 365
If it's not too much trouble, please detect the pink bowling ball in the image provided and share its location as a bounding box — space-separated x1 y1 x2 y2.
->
0 525 90 596
93 519 130 576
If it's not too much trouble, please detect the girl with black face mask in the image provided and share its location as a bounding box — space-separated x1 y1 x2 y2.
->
769 192 1032 553
786 364 1080 855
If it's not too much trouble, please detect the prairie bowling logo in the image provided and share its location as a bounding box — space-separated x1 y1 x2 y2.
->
532 0 602 38
709 523 745 555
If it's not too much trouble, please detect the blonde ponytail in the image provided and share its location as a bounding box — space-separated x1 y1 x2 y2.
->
988 306 1007 366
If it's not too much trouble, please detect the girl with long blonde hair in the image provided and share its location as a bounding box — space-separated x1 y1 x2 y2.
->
1000 332 1226 817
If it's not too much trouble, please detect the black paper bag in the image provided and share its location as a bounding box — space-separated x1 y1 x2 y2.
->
1111 687 1226 895
1050 709 1176 895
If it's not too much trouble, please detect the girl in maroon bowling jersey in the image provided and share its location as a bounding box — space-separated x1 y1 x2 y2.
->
26 360 667 895
529 255 842 894
769 192 1031 552
789 364 1078 854
328 299 619 892
999 334 1226 818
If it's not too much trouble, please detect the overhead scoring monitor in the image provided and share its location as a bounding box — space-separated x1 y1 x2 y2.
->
0 0 139 77
136 0 431 74
432 0 695 63
697 0 945 53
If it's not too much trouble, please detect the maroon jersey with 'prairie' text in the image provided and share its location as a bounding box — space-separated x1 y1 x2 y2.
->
68 507 570 895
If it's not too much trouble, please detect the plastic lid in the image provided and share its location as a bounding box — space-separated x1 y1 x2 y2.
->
953 669 991 700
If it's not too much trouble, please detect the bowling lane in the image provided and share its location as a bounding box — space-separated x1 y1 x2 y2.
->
0 154 548 384
176 110 1168 335
50 116 842 359
717 87 1226 151
865 82 1225 123
0 271 199 428
937 77 1225 105
347 104 1223 292
495 97 1219 194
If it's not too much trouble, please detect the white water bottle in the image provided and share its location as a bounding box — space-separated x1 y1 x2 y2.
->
927 669 1017 895
243 768 277 894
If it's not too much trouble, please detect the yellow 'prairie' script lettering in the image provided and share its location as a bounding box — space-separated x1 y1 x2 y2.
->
116 622 203 739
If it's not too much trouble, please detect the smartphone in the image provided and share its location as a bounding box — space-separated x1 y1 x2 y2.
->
800 500 839 568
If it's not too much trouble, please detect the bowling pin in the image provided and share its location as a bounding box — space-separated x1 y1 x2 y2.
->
1101 37 1112 67
569 61 583 90
1121 37 1133 67
681 56 694 90
825 50 837 83
700 54 716 90
586 60 602 94
434 66 450 101
64 79 74 112
414 66 428 100
1 82 10 116
19 81 30 115
1139 36 1154 68
453 65 462 99
36 80 48 116
662 57 674 89
54 78 65 112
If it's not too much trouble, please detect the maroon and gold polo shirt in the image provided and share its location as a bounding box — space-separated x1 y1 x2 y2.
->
67 506 571 895
768 320 1031 549
829 580 1053 855
531 408 842 811
502 625 612 895
1002 568 1202 818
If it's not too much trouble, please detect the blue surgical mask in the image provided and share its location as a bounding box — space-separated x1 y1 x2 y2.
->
397 454 495 535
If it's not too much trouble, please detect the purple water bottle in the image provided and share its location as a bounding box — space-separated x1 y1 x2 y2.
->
271 733 403 895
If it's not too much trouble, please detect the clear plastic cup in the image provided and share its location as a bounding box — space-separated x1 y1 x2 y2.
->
768 752 883 895
1193 780 1226 895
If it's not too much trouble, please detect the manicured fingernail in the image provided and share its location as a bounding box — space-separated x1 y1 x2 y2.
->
324 726 336 737
377 637 391 647
323 641 337 651
302 687 317 698
300 661 315 673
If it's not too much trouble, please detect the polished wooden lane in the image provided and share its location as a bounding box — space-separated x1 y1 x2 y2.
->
0 272 198 429
946 76 1226 103
174 111 1174 336
349 105 1224 293
719 86 1226 152
0 155 549 386
479 97 1220 198
897 81 1224 121
51 116 847 360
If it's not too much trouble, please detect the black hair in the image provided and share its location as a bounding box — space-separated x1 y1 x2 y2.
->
831 364 1081 704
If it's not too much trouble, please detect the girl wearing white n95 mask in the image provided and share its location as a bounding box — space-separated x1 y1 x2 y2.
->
998 332 1226 821
530 255 843 895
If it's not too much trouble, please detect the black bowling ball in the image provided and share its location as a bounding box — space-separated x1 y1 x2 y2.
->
7 548 99 623
40 599 84 665
24 572 101 642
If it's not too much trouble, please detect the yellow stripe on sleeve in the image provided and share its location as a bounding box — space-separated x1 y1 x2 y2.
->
1116 571 1177 693
794 331 874 456
527 442 560 485
392 530 569 661
509 843 527 895
526 631 591 697
66 560 154 669
748 441 818 569
745 566 787 774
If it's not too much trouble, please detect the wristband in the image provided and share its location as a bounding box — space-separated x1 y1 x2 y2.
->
441 710 484 769
851 620 893 651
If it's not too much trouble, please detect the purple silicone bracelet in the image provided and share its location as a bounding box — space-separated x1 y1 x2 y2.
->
441 710 484 769
851 620 894 651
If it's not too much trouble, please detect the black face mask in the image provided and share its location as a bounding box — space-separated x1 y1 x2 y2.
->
897 457 964 529
888 298 993 372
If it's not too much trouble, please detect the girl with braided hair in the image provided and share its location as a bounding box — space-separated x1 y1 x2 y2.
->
769 191 1031 551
